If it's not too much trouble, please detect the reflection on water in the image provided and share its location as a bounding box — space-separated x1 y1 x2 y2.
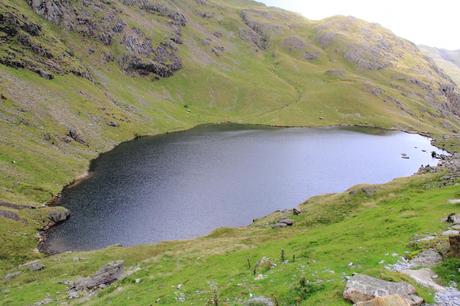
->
45 125 444 253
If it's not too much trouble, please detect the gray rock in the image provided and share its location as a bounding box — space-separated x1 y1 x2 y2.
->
435 287 460 306
293 208 301 215
67 128 86 145
271 223 287 229
409 249 442 268
447 214 460 225
283 36 305 50
4 271 21 280
122 28 154 56
279 219 294 226
343 274 423 306
325 69 346 78
442 230 460 237
68 289 79 299
38 70 53 80
47 208 70 226
0 210 20 221
400 268 445 292
21 260 45 271
245 296 275 306
70 260 124 291
415 235 436 243
304 51 319 60
28 0 65 24
32 297 52 305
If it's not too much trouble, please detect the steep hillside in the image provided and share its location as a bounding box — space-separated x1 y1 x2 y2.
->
1 0 459 206
420 45 460 86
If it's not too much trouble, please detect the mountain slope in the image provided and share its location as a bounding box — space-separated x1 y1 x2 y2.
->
0 0 459 206
419 45 460 86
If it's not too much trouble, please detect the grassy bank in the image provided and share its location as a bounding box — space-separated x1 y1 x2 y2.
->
1 164 459 305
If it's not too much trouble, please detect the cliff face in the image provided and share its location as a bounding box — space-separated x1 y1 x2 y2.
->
0 0 460 205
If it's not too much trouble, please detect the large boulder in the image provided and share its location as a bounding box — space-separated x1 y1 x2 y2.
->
446 213 460 225
20 260 45 271
47 207 70 225
70 261 124 291
343 274 423 306
409 249 442 268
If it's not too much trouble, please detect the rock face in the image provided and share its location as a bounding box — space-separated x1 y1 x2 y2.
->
70 261 124 291
0 2 89 79
343 274 423 306
240 10 269 50
24 0 184 79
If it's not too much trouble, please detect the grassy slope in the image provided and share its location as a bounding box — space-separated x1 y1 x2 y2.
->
1 0 458 205
1 171 459 305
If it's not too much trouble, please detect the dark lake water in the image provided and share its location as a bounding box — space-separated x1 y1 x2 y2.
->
45 125 444 253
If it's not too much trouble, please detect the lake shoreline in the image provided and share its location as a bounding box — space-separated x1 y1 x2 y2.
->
38 123 449 255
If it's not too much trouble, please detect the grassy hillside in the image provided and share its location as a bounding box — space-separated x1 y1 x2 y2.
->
0 0 460 304
1 0 459 206
1 166 459 305
419 45 460 86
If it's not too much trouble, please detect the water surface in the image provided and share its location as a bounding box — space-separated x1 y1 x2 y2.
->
45 125 444 253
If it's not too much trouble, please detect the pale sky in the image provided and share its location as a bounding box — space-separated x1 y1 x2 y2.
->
258 0 460 50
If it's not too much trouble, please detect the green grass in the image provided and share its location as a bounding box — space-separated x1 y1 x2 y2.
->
0 172 458 305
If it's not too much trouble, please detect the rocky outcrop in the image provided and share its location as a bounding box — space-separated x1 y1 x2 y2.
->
122 28 154 56
27 0 122 46
46 207 70 228
239 10 268 50
343 274 423 306
314 16 417 70
139 2 187 26
0 3 89 79
20 260 45 271
27 0 66 24
0 210 20 221
408 249 442 268
67 261 124 296
67 128 86 145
